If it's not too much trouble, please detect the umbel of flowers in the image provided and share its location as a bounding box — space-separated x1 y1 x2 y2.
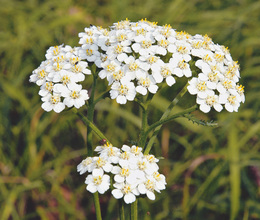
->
30 18 245 114
77 143 166 204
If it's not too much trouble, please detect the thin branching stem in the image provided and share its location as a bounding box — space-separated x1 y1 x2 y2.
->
144 105 198 155
144 82 189 154
73 109 110 144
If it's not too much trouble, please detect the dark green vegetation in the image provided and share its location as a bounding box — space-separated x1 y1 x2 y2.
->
0 0 259 219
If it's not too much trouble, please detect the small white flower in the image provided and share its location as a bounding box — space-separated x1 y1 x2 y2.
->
152 171 167 190
41 93 65 113
187 77 212 99
110 79 136 104
61 84 89 109
138 178 158 200
170 54 192 78
112 182 139 204
136 72 158 95
85 169 110 194
77 157 93 175
196 91 223 113
90 156 114 173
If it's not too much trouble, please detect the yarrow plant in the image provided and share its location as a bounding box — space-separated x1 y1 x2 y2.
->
30 19 245 219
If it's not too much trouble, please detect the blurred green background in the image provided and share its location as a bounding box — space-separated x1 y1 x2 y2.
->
0 0 259 219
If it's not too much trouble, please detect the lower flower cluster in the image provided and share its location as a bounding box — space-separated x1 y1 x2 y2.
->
77 143 166 204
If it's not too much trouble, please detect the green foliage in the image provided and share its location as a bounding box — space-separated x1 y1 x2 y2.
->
0 0 259 219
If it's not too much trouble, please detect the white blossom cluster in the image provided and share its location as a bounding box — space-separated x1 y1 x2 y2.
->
30 19 244 113
77 143 166 204
30 45 90 113
77 18 244 111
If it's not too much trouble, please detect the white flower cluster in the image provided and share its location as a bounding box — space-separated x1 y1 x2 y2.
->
30 45 90 113
30 19 244 113
77 143 166 204
77 18 244 111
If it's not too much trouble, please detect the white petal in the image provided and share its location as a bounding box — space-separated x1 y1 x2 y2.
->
200 104 211 113
147 191 156 200
124 193 136 204
117 95 127 104
138 184 146 194
166 76 176 86
112 189 123 199
87 184 97 193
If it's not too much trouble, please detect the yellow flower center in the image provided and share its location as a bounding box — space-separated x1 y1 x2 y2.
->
192 41 203 49
37 70 47 79
122 184 131 194
130 146 141 155
139 77 150 88
86 49 93 56
145 180 155 191
136 28 147 36
153 172 162 181
50 95 60 104
93 176 102 185
70 57 80 65
120 168 130 177
159 39 168 48
208 72 218 82
106 64 116 72
178 60 188 69
72 64 81 73
129 62 139 71
160 67 171 78
145 155 156 163
114 44 123 54
45 82 53 92
117 34 127 42
138 161 147 170
86 38 94 45
176 31 191 40
96 157 106 168
228 95 236 105
222 80 233 90
82 157 92 166
121 152 130 160
203 54 212 63
196 82 207 91
53 46 59 56
177 45 188 54
61 75 70 85
53 55 65 63
206 96 216 106
214 53 224 62
148 56 158 64
141 40 152 49
236 84 244 95
118 85 129 95
113 70 124 81
71 90 79 99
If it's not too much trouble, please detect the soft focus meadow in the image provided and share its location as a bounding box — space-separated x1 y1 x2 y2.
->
0 0 260 219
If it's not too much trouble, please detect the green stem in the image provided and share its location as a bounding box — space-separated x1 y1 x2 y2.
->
86 67 98 155
73 109 110 144
119 199 125 220
138 104 148 148
131 200 138 220
93 192 102 220
144 105 198 155
94 89 110 105
144 82 189 154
